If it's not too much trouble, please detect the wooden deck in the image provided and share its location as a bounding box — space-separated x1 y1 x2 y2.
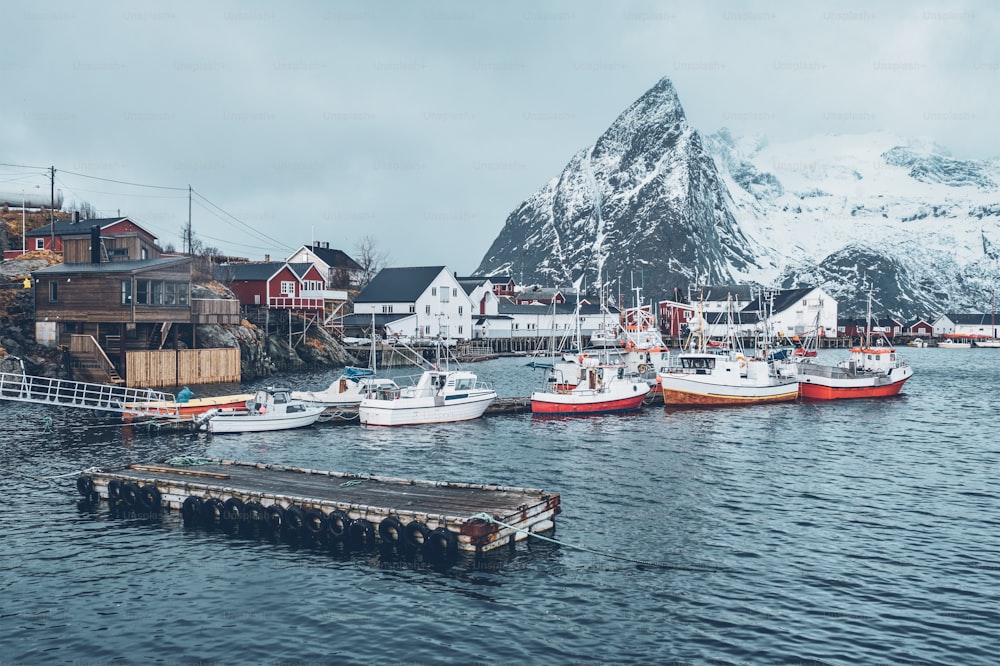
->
79 459 560 555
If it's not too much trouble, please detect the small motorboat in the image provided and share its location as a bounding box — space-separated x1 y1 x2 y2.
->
196 387 326 433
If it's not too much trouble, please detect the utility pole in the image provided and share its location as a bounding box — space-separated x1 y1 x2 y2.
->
49 166 55 250
187 185 193 255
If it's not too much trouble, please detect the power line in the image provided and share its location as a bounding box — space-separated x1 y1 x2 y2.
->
191 190 294 251
58 169 188 191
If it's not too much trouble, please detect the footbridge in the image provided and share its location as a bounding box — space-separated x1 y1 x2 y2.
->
0 372 181 419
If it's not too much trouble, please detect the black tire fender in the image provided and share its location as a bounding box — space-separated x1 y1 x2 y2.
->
243 501 265 524
181 496 203 523
139 485 162 512
76 476 94 497
427 526 458 560
378 516 404 545
107 479 124 501
222 497 245 524
284 505 306 533
302 508 326 534
263 504 286 532
122 482 143 509
404 520 431 550
202 497 225 525
348 518 376 548
325 510 350 541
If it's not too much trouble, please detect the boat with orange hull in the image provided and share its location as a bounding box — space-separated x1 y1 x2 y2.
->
785 291 912 400
531 359 650 415
124 392 255 419
657 352 799 407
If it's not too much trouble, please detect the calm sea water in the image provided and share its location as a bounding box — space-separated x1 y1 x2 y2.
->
1 349 997 665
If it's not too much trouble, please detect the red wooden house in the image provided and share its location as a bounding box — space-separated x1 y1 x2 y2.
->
657 299 696 337
23 215 159 257
215 262 326 310
904 318 934 336
490 276 517 298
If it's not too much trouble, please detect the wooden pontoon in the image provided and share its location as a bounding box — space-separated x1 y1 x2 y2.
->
77 459 560 555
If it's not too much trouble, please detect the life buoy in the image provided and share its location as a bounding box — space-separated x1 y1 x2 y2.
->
735 354 747 368
625 340 636 351
348 518 376 548
378 516 404 546
404 520 431 550
426 527 458 560
181 496 204 523
637 364 648 373
325 509 350 541
302 508 326 534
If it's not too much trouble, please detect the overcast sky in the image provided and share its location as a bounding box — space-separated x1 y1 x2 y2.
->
2 0 997 273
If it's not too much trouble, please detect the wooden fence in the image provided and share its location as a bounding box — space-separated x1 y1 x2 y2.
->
125 348 241 388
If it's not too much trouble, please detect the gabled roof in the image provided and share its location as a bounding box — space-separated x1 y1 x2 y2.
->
456 276 491 296
741 287 814 315
32 257 190 275
303 245 362 271
354 266 447 303
214 261 318 282
699 284 757 303
497 301 616 316
27 216 154 238
904 318 932 328
946 313 996 325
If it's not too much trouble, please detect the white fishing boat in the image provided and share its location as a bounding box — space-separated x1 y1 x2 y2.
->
196 388 326 433
292 367 399 410
531 355 650 415
357 367 496 426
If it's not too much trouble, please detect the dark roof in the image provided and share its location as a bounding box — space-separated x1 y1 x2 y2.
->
741 287 814 315
699 284 757 303
945 313 996 325
32 257 190 275
339 313 413 327
497 301 616 316
904 318 932 328
26 217 152 238
214 262 317 282
354 266 447 303
456 277 490 295
305 245 362 271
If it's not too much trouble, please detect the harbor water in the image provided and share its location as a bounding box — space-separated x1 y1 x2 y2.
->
1 349 997 664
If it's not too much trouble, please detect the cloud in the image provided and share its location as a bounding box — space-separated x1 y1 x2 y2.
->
2 0 997 270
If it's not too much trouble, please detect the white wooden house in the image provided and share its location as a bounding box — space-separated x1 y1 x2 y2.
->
352 266 474 341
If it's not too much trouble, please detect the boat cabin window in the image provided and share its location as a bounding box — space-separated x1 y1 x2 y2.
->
273 392 288 404
454 378 474 391
681 357 715 370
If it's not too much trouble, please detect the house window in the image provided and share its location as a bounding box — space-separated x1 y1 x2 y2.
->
440 287 449 303
409 305 415 313
425 305 431 315
136 280 150 305
141 247 148 260
458 325 463 335
424 325 431 334
152 281 163 305
48 281 57 302
431 287 437 296
441 325 449 337
382 305 393 313
178 282 189 306
453 288 457 298
458 306 463 315
164 282 177 306
280 281 295 295
36 238 45 250
121 280 132 305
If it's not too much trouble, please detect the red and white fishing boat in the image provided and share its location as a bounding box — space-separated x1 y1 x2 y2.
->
531 356 650 415
789 292 912 400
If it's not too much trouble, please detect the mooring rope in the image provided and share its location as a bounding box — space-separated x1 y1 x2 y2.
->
469 513 726 572
164 456 220 466
12 465 102 482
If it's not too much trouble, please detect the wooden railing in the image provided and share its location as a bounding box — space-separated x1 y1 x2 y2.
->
69 334 122 383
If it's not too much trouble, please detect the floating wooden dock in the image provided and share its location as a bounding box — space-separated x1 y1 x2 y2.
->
76 459 560 556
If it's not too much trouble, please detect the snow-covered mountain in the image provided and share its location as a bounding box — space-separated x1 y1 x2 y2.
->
709 130 1000 317
477 77 1000 318
476 78 764 304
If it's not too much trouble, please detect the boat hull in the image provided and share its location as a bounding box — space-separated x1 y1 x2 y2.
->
205 408 325 433
659 375 798 406
127 393 254 417
358 392 496 426
798 378 909 400
530 385 649 415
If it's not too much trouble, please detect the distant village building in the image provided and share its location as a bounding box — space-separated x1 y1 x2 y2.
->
285 241 363 289
932 313 999 338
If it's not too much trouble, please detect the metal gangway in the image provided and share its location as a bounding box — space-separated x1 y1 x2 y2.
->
0 371 182 419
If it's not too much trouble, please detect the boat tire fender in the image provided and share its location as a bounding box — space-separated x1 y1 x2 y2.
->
76 476 94 497
202 497 225 525
377 516 404 545
303 508 326 535
122 482 143 509
222 497 245 524
427 527 458 560
107 479 124 501
263 504 286 532
139 485 162 512
348 518 376 549
181 496 203 523
325 510 350 541
243 501 265 525
404 520 431 550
